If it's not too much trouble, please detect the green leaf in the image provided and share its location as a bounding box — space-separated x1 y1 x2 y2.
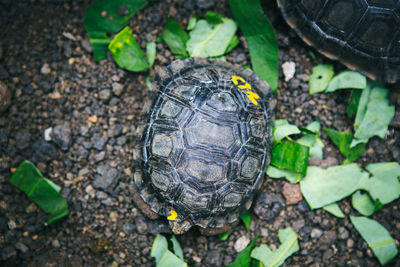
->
187 17 237 57
322 203 345 218
352 191 382 216
240 210 251 232
84 0 147 60
146 75 152 89
9 160 69 225
273 119 301 141
225 35 240 53
300 121 321 135
266 165 302 184
347 89 362 118
360 162 400 205
204 11 225 24
350 216 398 265
324 128 366 162
271 141 309 176
158 250 187 267
187 16 197 31
300 164 368 209
296 134 324 160
162 17 189 58
309 64 334 94
146 42 156 68
251 227 299 267
151 234 168 264
351 86 395 147
219 228 234 241
230 0 278 92
226 236 258 267
170 235 184 261
108 26 149 72
325 71 366 93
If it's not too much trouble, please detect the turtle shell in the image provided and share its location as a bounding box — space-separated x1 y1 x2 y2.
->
133 58 274 233
277 0 400 83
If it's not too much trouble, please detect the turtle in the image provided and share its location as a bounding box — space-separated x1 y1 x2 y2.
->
132 57 275 235
277 0 400 84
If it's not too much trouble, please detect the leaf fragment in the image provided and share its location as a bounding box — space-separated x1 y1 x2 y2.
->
352 191 381 216
266 165 302 184
309 64 334 94
271 141 309 176
230 0 278 92
108 26 149 72
324 128 366 162
151 234 168 264
350 216 398 265
347 89 362 118
9 160 69 225
146 42 156 68
170 235 184 260
325 71 366 93
240 210 251 232
273 119 301 141
162 17 189 58
251 227 299 267
322 203 345 218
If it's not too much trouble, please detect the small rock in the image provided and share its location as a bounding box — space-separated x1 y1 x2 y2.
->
92 135 108 150
33 140 58 162
109 211 118 221
15 130 31 150
51 122 71 151
282 61 296 82
0 81 11 113
99 89 112 101
338 227 349 240
135 217 148 234
25 203 38 213
196 0 215 9
85 185 95 198
234 235 250 252
1 246 16 260
15 242 29 254
112 83 124 96
292 219 305 232
107 124 123 138
52 239 60 248
347 238 354 248
93 151 105 162
81 38 93 53
253 193 285 220
282 182 303 205
44 127 52 141
8 220 16 230
40 63 51 75
122 223 135 235
93 165 120 191
147 219 172 235
310 228 323 239
62 32 77 41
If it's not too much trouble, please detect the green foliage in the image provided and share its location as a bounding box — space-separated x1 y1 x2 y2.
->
230 0 278 92
273 119 300 141
352 191 382 216
146 42 156 68
325 71 366 92
162 17 189 58
322 203 345 218
240 210 251 232
108 26 149 71
266 165 301 184
309 64 334 94
151 234 187 267
324 128 366 163
271 141 309 176
251 227 299 267
84 0 147 60
225 236 258 267
9 160 69 225
350 216 398 265
347 89 362 118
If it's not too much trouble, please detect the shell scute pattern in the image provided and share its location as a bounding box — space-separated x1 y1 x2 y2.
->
134 58 273 231
278 0 400 83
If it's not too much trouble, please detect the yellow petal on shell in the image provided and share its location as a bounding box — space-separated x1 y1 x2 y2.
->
167 210 178 221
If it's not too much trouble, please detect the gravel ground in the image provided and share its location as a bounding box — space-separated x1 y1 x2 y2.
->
0 0 399 266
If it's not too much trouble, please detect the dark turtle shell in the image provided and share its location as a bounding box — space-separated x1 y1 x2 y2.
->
133 58 274 234
278 0 400 83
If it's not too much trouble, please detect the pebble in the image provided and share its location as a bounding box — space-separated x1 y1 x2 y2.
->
112 83 124 96
15 242 29 254
0 81 11 113
93 164 120 191
135 217 148 234
99 89 112 101
33 140 58 162
310 228 323 239
40 63 51 74
52 239 60 248
93 151 105 162
8 220 16 230
50 122 71 151
253 193 285 220
92 135 108 150
234 236 250 252
147 220 172 235
44 127 52 141
122 223 135 235
196 0 215 9
347 238 354 248
282 182 303 205
15 130 31 150
282 61 296 82
81 38 93 52
338 227 349 240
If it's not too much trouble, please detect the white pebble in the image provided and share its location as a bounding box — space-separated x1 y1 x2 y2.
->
282 61 296 82
44 127 52 141
234 235 250 252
